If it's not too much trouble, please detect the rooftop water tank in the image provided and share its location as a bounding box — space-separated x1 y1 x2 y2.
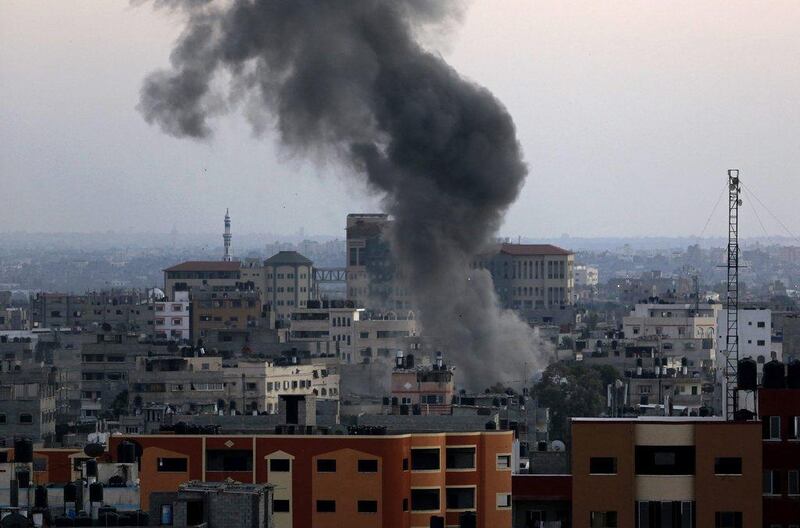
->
762 360 786 389
737 357 757 391
787 360 800 389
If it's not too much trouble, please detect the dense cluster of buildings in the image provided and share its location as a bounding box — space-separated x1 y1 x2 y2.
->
0 211 798 526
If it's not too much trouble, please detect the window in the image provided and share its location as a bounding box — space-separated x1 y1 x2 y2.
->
269 459 290 472
446 447 476 470
205 450 252 471
317 459 336 472
402 498 409 511
316 500 335 513
411 488 440 511
764 470 782 495
402 458 409 471
19 414 33 424
358 459 378 473
0 414 6 424
715 457 742 475
590 457 617 474
590 511 618 528
763 416 781 440
757 340 766 346
496 454 511 470
411 448 440 471
715 512 742 528
789 470 799 496
496 493 512 509
758 321 766 328
446 487 475 510
357 500 378 513
273 499 290 513
791 417 800 439
158 458 188 472
637 502 693 528
635 446 695 475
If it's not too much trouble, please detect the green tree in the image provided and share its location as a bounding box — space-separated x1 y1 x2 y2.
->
110 390 129 419
531 363 612 441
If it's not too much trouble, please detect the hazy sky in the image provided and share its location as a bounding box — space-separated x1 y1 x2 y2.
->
1 1 799 239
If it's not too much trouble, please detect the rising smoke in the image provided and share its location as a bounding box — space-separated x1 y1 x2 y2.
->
139 0 550 388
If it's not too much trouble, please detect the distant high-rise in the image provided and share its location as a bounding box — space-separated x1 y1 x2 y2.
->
223 208 232 262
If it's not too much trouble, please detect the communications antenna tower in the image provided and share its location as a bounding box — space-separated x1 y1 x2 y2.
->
724 170 741 420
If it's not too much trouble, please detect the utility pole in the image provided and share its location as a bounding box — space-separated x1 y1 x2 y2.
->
724 170 741 420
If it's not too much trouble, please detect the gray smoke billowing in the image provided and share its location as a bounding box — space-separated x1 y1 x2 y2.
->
140 0 550 388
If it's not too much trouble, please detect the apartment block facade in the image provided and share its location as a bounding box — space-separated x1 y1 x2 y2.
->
31 291 153 331
473 243 574 311
759 387 800 526
571 417 761 528
289 300 418 364
154 290 190 342
346 213 412 311
110 430 513 528
262 251 315 321
191 289 268 339
164 261 243 299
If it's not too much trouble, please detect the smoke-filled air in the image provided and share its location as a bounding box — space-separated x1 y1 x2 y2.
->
139 0 550 389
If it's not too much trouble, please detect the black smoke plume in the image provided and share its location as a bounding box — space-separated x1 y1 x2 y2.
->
140 0 549 387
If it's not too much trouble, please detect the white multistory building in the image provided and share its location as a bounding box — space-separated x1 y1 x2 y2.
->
154 290 190 342
716 307 776 365
574 265 599 287
289 300 418 364
623 302 720 341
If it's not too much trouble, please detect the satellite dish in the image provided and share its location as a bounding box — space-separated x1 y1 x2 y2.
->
550 440 566 452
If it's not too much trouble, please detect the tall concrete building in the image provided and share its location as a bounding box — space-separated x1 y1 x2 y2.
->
345 214 411 311
262 251 314 322
715 307 774 364
473 243 575 311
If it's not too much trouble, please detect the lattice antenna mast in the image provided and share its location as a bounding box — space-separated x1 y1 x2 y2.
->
724 169 741 420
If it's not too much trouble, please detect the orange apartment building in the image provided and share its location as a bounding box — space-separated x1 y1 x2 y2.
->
571 417 761 528
109 430 512 528
0 447 83 486
191 289 268 339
